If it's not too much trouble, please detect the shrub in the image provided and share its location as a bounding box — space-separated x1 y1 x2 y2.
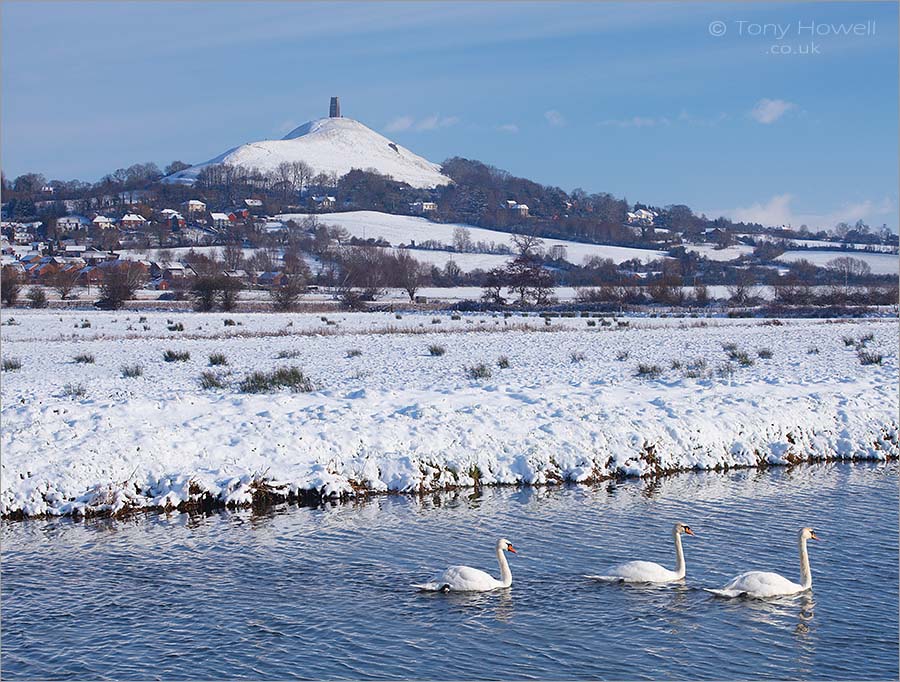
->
224 318 237 326
683 358 708 379
276 349 301 359
451 314 462 321
670 359 683 370
586 320 596 327
26 287 48 309
395 314 403 320
636 363 662 379
757 348 773 359
431 317 442 324
209 353 228 366
807 346 820 355
428 344 446 357
842 336 856 347
858 350 883 366
346 349 363 358
497 355 510 369
163 350 190 362
727 349 754 366
858 332 875 346
2 358 22 371
73 353 95 364
615 350 629 361
239 366 315 393
167 322 184 332
139 316 147 323
62 383 86 398
121 364 143 378
722 342 738 353
570 351 586 363
466 363 492 380
199 371 227 389
80 320 91 328
716 362 735 379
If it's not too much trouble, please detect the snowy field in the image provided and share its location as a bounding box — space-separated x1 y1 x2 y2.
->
776 249 899 275
278 211 667 270
1 310 896 518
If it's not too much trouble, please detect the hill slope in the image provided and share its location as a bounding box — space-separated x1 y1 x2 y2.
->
166 117 451 189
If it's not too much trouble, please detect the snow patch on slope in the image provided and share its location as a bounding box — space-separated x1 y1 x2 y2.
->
166 118 451 189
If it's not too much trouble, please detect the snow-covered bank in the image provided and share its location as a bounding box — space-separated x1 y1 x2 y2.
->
1 311 896 518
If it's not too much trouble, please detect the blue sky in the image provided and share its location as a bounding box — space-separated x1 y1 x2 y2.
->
2 1 897 231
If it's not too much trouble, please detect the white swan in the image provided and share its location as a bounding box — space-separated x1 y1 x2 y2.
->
412 538 516 592
586 522 695 584
706 527 819 599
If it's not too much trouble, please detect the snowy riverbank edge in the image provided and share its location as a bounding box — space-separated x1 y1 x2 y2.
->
2 378 896 520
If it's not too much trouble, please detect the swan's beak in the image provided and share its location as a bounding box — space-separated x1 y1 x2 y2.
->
684 527 695 536
507 545 517 554
810 532 820 541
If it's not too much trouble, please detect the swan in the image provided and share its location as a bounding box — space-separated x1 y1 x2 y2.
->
586 522 695 584
706 527 819 599
412 538 516 592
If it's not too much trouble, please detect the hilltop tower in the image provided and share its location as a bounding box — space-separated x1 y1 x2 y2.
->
329 97 341 118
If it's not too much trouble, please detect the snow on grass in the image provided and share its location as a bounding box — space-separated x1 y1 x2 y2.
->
1 311 896 518
277 211 667 271
776 250 899 275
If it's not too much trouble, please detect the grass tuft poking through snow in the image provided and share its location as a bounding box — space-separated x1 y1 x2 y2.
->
428 344 446 357
208 353 228 366
73 353 95 364
239 366 315 393
466 363 492 380
61 383 86 398
163 350 190 363
120 364 143 378
497 355 510 369
276 349 301 359
2 358 22 371
199 371 227 390
347 349 363 358
858 350 883 366
636 363 663 379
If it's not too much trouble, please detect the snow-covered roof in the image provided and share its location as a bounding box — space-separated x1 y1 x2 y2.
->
210 212 230 221
121 213 146 222
93 216 114 224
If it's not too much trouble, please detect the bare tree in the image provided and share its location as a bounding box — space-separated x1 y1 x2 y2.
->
97 262 146 309
393 250 424 301
222 243 244 271
452 227 473 253
269 275 307 311
1 267 22 306
50 269 81 300
827 256 871 283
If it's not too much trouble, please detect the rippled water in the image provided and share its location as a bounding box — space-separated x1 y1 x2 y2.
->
2 462 897 680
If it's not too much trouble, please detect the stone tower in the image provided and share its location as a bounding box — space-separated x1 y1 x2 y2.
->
329 97 341 118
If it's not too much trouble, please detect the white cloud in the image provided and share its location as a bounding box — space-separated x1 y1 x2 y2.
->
708 193 896 230
415 114 459 131
385 116 415 132
544 110 566 127
599 116 670 128
386 114 458 133
749 98 795 124
497 123 519 134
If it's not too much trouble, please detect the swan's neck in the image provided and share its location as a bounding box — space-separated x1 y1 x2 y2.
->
673 531 686 577
798 537 812 589
496 547 512 587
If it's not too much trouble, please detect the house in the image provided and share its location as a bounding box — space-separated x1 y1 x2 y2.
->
549 244 568 261
626 208 657 226
57 216 90 232
503 200 529 218
160 209 187 229
257 271 285 287
183 199 207 214
150 261 194 281
409 201 437 214
120 213 147 228
222 269 248 282
92 215 115 230
244 198 263 208
312 195 336 210
210 212 232 229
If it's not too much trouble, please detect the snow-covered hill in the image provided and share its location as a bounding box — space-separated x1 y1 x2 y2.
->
277 210 667 270
166 117 451 189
